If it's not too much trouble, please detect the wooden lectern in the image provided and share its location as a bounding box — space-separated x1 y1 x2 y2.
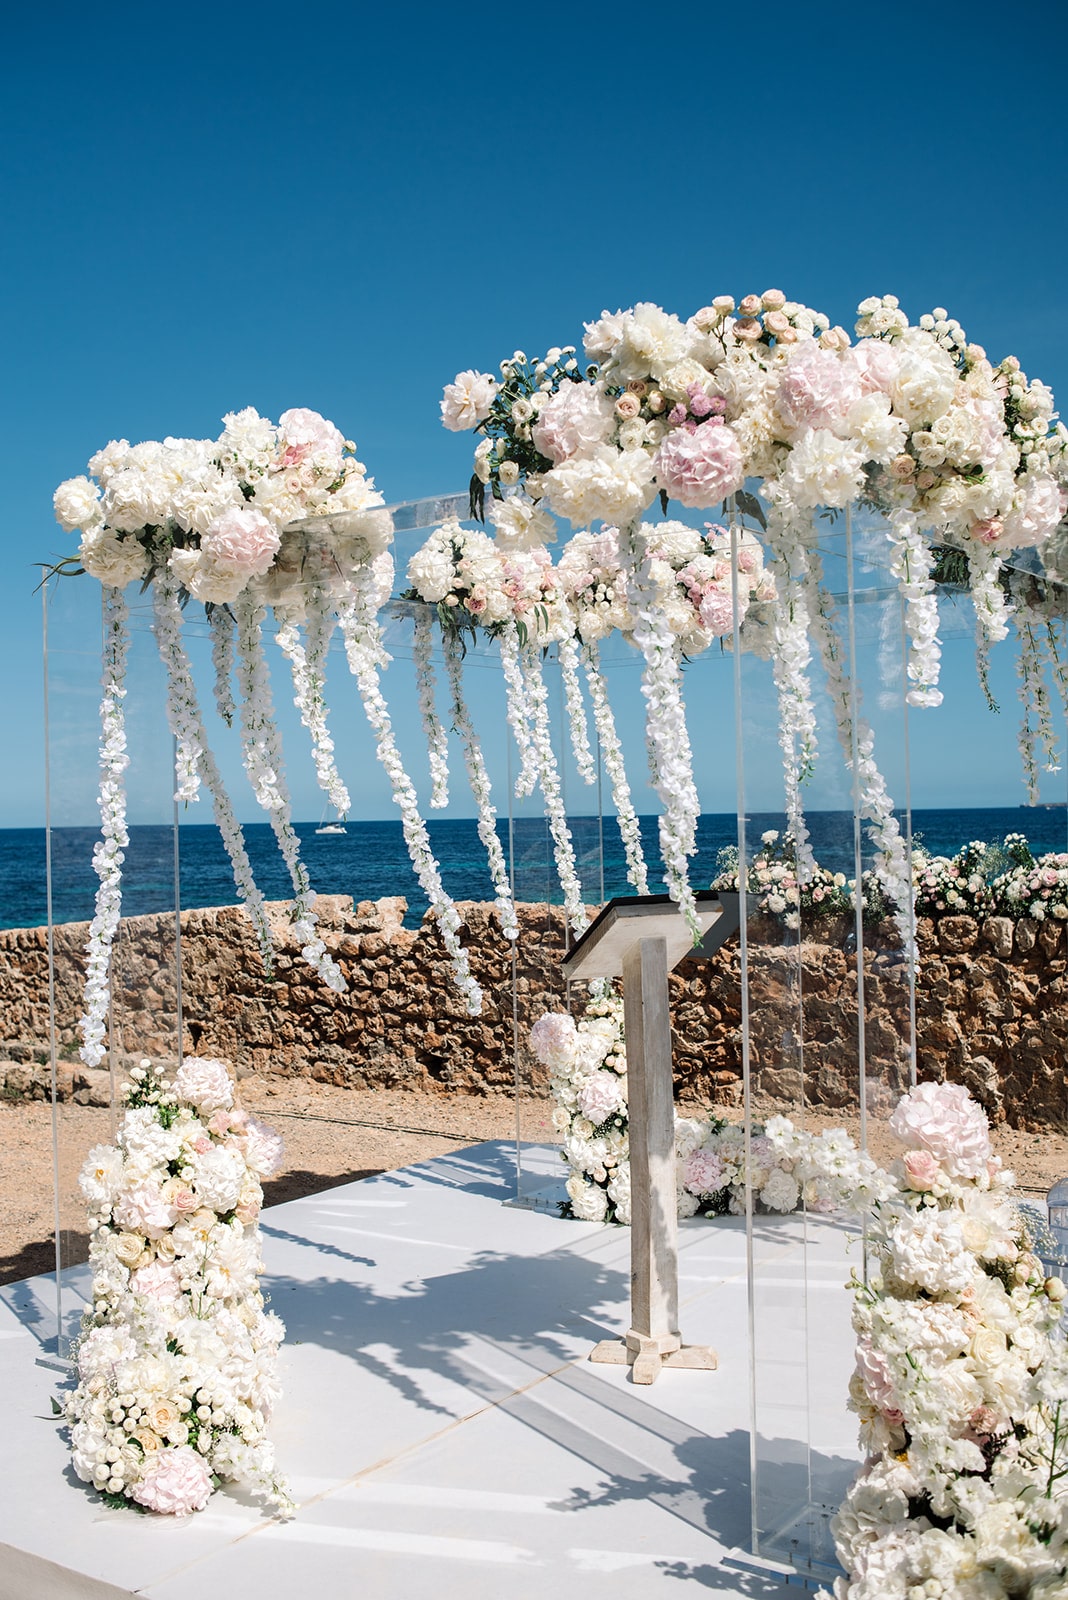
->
562 891 743 1384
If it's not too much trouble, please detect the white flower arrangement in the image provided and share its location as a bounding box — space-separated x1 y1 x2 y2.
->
581 642 650 895
529 997 889 1226
64 1058 290 1516
79 587 130 1068
274 582 351 819
826 1080 1068 1600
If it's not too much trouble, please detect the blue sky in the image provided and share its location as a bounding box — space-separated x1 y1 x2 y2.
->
2 0 1067 828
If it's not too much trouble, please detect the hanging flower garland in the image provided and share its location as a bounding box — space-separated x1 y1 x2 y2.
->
581 642 649 894
337 568 483 1013
441 631 518 941
79 587 130 1069
412 606 450 808
520 643 590 938
152 572 275 974
66 1057 290 1516
208 604 237 728
886 507 943 708
233 596 345 992
558 634 597 786
274 584 351 818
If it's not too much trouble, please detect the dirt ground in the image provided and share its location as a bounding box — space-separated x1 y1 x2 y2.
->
3 1080 1065 1287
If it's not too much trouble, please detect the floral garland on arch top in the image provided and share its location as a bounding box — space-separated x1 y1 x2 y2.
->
54 408 485 1059
443 294 1068 934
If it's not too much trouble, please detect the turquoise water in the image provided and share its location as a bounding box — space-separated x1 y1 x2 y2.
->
2 808 1066 931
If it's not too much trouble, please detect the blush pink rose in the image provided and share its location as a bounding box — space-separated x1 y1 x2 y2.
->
903 1149 941 1190
889 1080 992 1180
202 508 280 577
131 1445 213 1516
653 421 744 509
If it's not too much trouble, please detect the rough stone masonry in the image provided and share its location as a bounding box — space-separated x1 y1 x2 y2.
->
0 898 1065 1129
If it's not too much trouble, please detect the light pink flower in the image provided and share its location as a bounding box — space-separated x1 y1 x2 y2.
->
853 340 902 395
903 1148 941 1190
278 406 346 466
577 1070 624 1124
889 1081 992 1180
113 1184 179 1240
683 1148 727 1195
131 1445 213 1516
242 1115 285 1179
855 1336 897 1410
531 383 613 464
696 586 737 636
653 420 744 508
202 508 280 577
776 343 861 435
174 1056 234 1115
529 1012 578 1068
130 1260 181 1301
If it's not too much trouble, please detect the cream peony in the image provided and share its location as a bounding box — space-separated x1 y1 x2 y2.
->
440 370 498 432
530 382 613 464
78 531 149 588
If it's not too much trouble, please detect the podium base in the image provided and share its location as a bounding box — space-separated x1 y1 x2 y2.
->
589 1330 719 1385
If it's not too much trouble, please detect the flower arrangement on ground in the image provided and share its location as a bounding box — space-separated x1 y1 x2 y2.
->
827 1080 1068 1600
64 1057 291 1516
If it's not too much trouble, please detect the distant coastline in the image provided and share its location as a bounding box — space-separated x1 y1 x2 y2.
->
3 809 1067 933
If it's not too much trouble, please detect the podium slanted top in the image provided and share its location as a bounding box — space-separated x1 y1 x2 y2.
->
562 892 744 982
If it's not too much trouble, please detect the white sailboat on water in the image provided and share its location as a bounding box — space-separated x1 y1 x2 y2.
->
315 803 347 836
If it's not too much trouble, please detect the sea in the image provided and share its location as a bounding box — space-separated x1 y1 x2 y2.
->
2 808 1067 931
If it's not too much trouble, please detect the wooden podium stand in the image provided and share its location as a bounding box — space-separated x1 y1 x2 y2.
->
562 892 742 1384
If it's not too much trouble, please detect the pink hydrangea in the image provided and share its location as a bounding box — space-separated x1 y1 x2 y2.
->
696 585 736 636
202 507 280 577
131 1445 213 1516
852 339 902 396
529 1011 578 1068
242 1115 285 1179
113 1183 179 1239
130 1260 181 1300
277 406 346 466
653 420 744 508
855 1336 897 1410
531 383 613 464
683 1148 727 1195
776 343 862 435
888 1081 992 1181
577 1070 624 1124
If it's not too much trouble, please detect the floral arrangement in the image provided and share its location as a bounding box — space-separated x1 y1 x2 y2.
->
444 293 1068 944
64 1057 290 1516
54 410 486 1062
713 829 853 931
529 998 888 1225
827 1080 1068 1600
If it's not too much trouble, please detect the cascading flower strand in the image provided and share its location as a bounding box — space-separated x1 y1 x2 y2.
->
582 643 650 894
412 606 450 808
762 507 819 885
209 606 236 728
558 635 597 786
79 586 130 1068
441 631 518 940
497 621 539 800
338 574 482 1013
152 573 275 973
520 645 590 938
1015 618 1045 804
886 508 943 708
970 544 1013 711
233 596 344 993
274 588 351 817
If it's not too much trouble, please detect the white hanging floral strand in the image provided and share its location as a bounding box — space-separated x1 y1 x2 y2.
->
337 576 482 1013
1028 620 1061 776
969 544 1012 712
79 586 130 1068
520 644 590 939
209 605 236 727
809 568 913 937
886 508 943 708
412 606 450 808
152 573 275 974
441 629 518 941
274 587 351 817
1013 617 1055 803
762 506 819 884
233 596 345 993
498 621 538 799
558 635 597 786
582 643 650 894
619 520 701 936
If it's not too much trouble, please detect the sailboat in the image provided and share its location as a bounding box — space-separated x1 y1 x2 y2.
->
315 804 347 837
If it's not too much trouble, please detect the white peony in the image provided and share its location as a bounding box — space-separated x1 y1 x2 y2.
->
78 1144 125 1206
79 531 149 588
487 495 557 550
889 333 959 427
191 1146 246 1214
54 476 104 532
530 382 613 464
778 429 865 509
173 1057 234 1114
440 370 497 432
542 446 656 529
566 1174 608 1222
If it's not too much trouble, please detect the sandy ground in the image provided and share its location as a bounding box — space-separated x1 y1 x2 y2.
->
2 1081 1065 1287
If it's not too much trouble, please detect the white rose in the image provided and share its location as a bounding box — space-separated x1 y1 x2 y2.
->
441 371 497 432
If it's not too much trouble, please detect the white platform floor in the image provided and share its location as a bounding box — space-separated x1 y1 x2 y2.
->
0 1142 863 1599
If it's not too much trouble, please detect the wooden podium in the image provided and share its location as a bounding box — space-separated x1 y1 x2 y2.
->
561 892 742 1384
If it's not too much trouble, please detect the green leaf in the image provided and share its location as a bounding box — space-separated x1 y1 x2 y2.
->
658 489 669 516
50 1395 63 1416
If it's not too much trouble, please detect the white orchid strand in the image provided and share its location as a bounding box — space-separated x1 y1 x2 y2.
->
413 606 450 808
970 544 1012 711
209 605 237 727
442 630 518 941
619 521 700 936
152 575 275 974
79 586 130 1068
337 578 482 1013
887 509 943 708
558 634 597 786
1014 618 1046 803
498 621 538 799
233 596 345 993
274 590 350 817
763 506 818 883
521 645 590 939
583 643 649 894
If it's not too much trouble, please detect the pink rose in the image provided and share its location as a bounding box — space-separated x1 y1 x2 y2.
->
192 1135 212 1155
653 420 744 508
902 1149 941 1190
131 1445 213 1516
969 518 1003 545
202 507 280 577
170 1184 198 1214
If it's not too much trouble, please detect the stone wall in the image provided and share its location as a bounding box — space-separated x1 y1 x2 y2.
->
0 899 1065 1128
